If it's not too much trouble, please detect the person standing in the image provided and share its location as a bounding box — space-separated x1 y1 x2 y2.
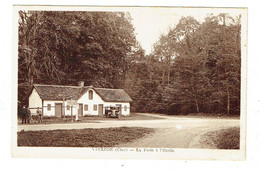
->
26 106 31 124
21 106 28 124
36 107 42 123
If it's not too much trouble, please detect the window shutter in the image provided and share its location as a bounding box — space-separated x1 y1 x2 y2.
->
47 104 51 111
84 105 88 111
93 104 97 111
89 90 93 100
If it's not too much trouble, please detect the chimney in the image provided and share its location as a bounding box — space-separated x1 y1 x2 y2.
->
78 81 85 87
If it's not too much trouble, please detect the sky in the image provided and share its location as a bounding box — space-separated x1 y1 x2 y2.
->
13 6 242 55
129 7 242 55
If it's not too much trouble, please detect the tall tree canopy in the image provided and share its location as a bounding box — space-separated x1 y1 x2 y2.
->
126 14 241 115
18 11 140 105
18 11 241 116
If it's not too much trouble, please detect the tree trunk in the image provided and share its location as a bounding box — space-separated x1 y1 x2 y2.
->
227 84 230 115
191 83 200 113
167 67 170 86
195 98 200 113
162 69 165 85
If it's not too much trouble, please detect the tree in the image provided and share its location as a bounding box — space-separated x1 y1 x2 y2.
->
18 11 138 105
201 13 241 114
142 14 241 115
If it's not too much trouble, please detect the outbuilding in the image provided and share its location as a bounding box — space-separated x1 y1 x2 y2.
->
28 84 133 117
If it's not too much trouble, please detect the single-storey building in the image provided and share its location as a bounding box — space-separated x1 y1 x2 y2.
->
28 84 133 117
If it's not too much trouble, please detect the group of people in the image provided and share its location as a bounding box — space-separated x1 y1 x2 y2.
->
20 106 42 124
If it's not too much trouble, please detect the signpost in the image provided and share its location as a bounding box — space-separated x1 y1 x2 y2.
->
62 97 65 120
66 100 78 122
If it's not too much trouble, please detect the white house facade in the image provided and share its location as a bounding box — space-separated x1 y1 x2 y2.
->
28 84 133 117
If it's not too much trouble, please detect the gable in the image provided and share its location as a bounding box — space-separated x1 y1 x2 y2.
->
29 88 42 103
77 88 104 102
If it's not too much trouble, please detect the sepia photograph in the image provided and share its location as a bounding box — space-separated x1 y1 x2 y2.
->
12 6 247 160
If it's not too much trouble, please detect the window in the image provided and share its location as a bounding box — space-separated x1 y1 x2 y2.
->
93 104 97 111
84 105 88 111
124 105 127 111
66 105 70 110
47 104 51 111
89 90 93 100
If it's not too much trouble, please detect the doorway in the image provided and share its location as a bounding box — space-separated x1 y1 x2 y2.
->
78 103 83 117
98 104 103 116
55 103 62 117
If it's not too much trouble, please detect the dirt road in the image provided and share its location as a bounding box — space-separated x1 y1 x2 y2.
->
17 113 240 148
117 113 240 148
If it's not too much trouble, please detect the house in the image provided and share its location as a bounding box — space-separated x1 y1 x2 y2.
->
28 84 133 117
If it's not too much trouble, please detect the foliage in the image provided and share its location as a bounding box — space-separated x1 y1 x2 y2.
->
201 127 240 149
18 11 139 105
127 14 241 115
18 11 241 116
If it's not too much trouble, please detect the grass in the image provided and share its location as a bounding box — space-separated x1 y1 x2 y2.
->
17 127 155 147
18 113 163 125
83 113 163 121
17 116 99 125
134 112 240 119
201 127 240 149
186 113 240 119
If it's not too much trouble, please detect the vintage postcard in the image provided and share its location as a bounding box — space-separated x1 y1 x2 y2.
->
12 5 247 160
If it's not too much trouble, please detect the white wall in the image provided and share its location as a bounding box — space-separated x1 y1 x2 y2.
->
103 102 130 116
77 89 104 116
38 88 131 117
29 88 42 115
77 89 131 116
43 100 78 117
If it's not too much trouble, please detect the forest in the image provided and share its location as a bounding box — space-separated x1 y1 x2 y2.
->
18 11 241 116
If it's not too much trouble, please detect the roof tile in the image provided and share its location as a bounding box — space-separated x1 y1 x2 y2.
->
33 84 132 102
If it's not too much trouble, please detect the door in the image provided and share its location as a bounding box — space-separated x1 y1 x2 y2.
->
78 104 83 117
98 104 103 116
116 104 122 116
55 103 62 117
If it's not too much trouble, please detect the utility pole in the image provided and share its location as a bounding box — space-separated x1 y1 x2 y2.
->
71 105 73 122
62 96 65 120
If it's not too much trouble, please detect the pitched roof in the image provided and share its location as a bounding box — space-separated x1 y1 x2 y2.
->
33 84 90 100
33 84 133 102
94 88 133 102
